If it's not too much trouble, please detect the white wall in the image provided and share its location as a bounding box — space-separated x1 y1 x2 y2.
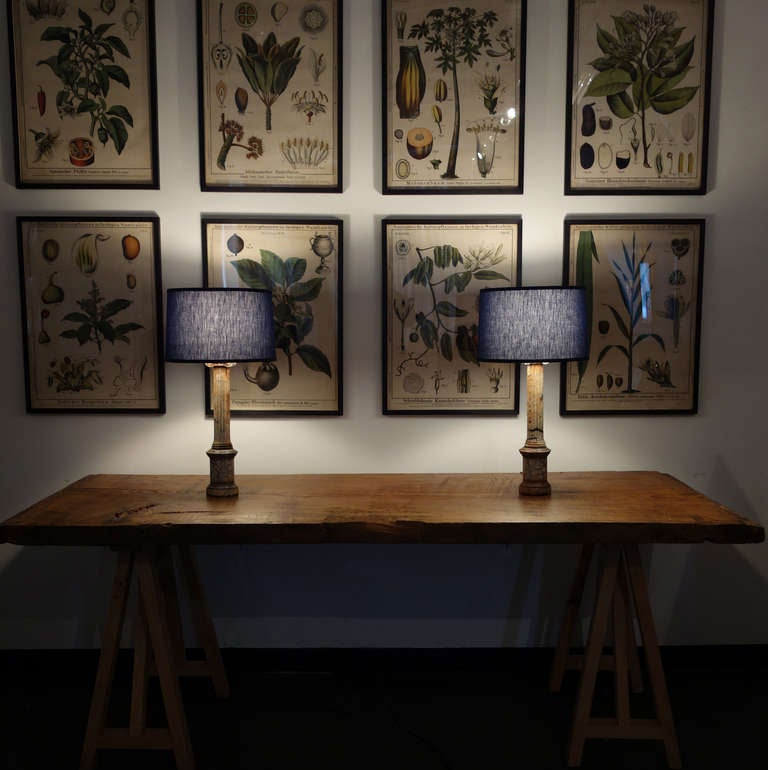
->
0 1 766 648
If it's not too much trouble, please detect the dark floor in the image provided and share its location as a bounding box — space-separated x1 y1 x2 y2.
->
1 647 766 769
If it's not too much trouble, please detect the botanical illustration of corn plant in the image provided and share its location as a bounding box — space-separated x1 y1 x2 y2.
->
596 233 665 393
585 4 699 168
409 7 499 179
231 252 331 379
236 32 303 131
396 241 509 371
37 9 134 154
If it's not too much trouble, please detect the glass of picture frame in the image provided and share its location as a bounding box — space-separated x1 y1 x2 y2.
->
17 215 165 413
197 0 342 191
202 216 343 415
382 0 526 194
383 217 521 414
565 0 714 194
561 218 705 415
7 1 160 188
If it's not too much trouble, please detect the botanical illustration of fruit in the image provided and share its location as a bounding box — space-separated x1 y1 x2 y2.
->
201 0 339 188
386 0 524 191
563 221 703 413
386 221 520 413
20 219 161 411
205 221 340 414
570 0 711 191
10 2 156 184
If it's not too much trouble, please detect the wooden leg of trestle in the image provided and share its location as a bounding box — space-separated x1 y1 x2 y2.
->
80 549 135 770
549 544 595 692
176 544 230 698
567 544 621 767
619 551 644 694
129 592 150 735
624 544 681 768
136 548 196 770
612 558 631 727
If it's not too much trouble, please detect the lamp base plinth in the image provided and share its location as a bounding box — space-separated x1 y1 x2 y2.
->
519 445 551 496
206 446 239 497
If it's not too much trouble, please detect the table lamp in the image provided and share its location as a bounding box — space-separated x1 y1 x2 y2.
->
478 287 588 496
166 288 274 497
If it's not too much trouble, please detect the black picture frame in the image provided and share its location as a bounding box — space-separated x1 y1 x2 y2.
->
565 0 714 195
202 216 343 415
6 0 160 189
382 216 522 415
560 217 705 415
197 0 343 192
17 214 165 413
382 0 527 195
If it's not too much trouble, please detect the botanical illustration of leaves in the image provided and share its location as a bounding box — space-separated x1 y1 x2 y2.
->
106 35 130 57
231 258 274 290
651 87 698 114
101 298 131 319
288 277 324 302
260 250 286 286
636 333 665 351
609 272 632 315
104 64 130 88
107 105 134 126
597 343 629 364
283 257 307 286
436 301 468 318
605 303 629 340
416 312 437 349
606 91 634 118
473 269 507 281
78 8 93 28
296 345 331 377
439 332 453 361
586 68 632 97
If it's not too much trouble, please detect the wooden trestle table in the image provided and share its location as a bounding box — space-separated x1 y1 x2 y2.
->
0 471 763 769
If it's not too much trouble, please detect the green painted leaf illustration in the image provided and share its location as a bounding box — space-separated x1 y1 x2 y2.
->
596 24 619 55
104 64 130 88
40 27 71 43
284 257 307 286
666 39 695 77
647 69 690 98
585 68 632 97
597 343 629 365
635 333 665 352
106 35 130 58
605 304 629 340
473 269 507 282
101 299 131 319
288 277 324 302
260 250 286 286
296 345 331 377
416 313 437 349
436 301 468 318
231 258 274 290
440 332 453 361
574 230 598 392
606 91 635 118
78 8 93 28
107 105 133 127
651 87 698 114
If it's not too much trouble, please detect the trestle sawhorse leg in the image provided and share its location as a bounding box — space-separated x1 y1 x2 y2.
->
551 543 681 768
80 544 229 769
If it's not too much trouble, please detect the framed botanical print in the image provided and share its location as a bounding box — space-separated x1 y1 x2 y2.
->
197 0 342 191
203 217 342 415
17 216 165 412
382 0 526 194
7 1 159 188
561 218 705 415
383 217 521 414
565 0 714 194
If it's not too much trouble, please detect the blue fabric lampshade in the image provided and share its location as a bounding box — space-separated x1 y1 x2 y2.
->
478 287 589 363
165 288 275 363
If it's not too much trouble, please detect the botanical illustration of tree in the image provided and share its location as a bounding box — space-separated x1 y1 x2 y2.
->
396 241 509 372
409 7 499 178
585 4 699 168
231 251 331 379
597 233 665 392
